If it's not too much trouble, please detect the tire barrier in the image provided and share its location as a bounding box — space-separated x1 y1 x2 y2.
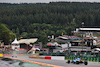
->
65 56 100 62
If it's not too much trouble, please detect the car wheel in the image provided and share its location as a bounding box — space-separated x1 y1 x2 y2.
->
84 62 88 65
67 60 70 64
76 61 79 64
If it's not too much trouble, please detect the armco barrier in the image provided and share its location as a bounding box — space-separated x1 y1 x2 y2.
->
29 55 65 60
65 56 100 62
45 56 51 59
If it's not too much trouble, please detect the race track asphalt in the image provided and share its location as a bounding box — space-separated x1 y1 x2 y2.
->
3 54 100 67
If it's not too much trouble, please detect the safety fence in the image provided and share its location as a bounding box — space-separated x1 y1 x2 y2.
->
39 53 66 56
65 56 100 62
39 52 100 62
0 50 27 54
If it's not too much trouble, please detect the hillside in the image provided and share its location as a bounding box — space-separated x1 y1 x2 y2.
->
0 2 100 46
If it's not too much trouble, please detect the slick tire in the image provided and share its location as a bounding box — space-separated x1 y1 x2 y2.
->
67 60 70 64
84 62 88 65
76 61 79 64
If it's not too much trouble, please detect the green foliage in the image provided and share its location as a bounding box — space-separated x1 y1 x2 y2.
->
16 27 20 37
0 2 100 46
0 23 16 44
93 33 100 36
98 43 100 45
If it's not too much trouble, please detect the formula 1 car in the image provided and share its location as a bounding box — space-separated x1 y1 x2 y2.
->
66 58 88 65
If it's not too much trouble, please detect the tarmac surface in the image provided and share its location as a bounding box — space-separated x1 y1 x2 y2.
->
2 54 100 67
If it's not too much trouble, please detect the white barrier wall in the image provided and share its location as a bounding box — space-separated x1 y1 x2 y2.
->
40 56 65 60
51 56 64 60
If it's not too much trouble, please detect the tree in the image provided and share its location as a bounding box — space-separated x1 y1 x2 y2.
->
0 23 16 44
16 27 20 37
0 2 100 46
20 32 28 38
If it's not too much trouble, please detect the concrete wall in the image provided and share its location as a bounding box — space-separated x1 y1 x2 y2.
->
51 56 65 60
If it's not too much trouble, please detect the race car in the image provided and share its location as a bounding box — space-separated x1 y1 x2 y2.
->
66 58 88 65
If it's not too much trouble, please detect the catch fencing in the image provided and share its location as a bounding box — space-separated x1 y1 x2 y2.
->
65 52 100 62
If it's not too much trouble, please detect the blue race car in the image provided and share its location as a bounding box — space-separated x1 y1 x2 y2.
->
67 58 88 65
